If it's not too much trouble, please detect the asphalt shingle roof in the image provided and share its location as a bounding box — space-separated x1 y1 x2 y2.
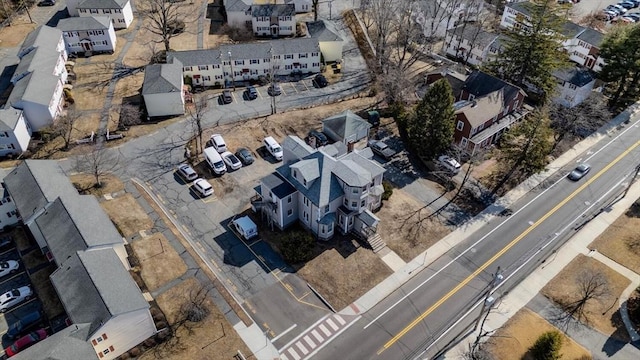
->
553 66 595 87
19 25 61 57
142 58 183 94
10 323 97 360
276 151 343 207
462 70 523 108
306 20 343 42
332 159 370 187
225 0 251 12
262 172 296 198
57 15 111 31
252 3 295 17
291 158 320 183
455 90 504 128
0 108 23 131
446 24 498 48
506 1 532 17
560 21 585 39
8 72 60 108
77 0 129 9
577 28 604 47
322 110 370 142
282 135 314 163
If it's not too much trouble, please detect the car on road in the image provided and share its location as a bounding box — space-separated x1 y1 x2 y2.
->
307 130 328 147
0 286 33 312
192 178 214 197
37 0 55 6
6 310 43 340
0 260 19 278
5 328 47 357
221 151 242 170
221 89 233 104
209 134 227 153
313 74 328 88
368 140 396 160
438 155 462 174
267 83 282 96
568 163 591 181
176 164 198 182
235 148 254 165
245 86 258 100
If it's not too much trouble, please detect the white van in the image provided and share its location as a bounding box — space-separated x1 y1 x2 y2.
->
263 136 283 161
232 216 258 240
204 147 227 175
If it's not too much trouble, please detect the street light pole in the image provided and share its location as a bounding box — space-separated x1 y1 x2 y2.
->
228 51 235 91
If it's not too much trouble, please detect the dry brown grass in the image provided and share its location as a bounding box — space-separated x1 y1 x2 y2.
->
140 278 251 360
101 193 154 238
590 207 640 275
131 233 188 292
69 173 125 196
377 189 451 262
30 264 65 319
485 308 591 360
72 63 114 111
541 254 631 341
0 21 37 47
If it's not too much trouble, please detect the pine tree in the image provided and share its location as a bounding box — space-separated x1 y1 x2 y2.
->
407 79 455 161
599 25 640 110
485 0 568 103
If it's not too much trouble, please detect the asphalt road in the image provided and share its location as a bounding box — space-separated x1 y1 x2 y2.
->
314 117 640 360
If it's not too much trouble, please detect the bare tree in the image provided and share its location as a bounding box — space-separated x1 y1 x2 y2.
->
555 269 610 327
51 109 82 150
138 0 187 53
549 94 611 153
186 95 209 156
74 145 120 188
117 103 143 130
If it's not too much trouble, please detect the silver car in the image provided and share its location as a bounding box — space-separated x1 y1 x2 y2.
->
568 163 591 181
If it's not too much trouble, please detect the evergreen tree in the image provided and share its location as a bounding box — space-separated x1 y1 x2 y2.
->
599 24 640 110
485 0 568 103
530 330 563 360
407 79 455 161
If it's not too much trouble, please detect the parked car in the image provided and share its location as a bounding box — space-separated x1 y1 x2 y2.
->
607 4 628 14
221 89 233 104
368 140 396 160
263 136 283 161
0 260 19 278
5 328 47 357
0 286 33 313
313 74 328 88
6 310 43 340
307 130 328 147
221 151 242 170
203 147 226 175
621 13 640 21
192 178 214 197
176 164 198 182
235 148 254 165
619 0 637 9
0 236 13 251
267 83 282 96
209 134 227 153
568 163 591 181
438 155 462 174
37 0 55 6
245 86 258 100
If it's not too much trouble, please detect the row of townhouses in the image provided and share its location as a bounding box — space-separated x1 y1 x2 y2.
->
0 161 155 360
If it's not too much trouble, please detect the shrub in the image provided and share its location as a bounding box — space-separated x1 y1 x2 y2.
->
279 230 315 264
382 181 394 201
63 88 75 104
529 330 563 360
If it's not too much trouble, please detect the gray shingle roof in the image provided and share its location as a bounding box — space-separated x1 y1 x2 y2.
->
51 248 149 336
553 66 595 87
560 21 585 39
341 150 385 179
13 44 60 84
57 16 111 31
291 158 320 183
332 159 370 187
3 160 78 221
462 70 523 108
357 208 379 227
142 58 183 95
19 25 62 57
0 108 23 131
77 0 129 9
446 24 498 48
10 323 97 360
306 20 343 42
33 196 124 266
225 0 251 12
276 151 343 207
321 110 370 141
8 72 61 108
577 28 604 47
252 3 295 17
506 1 532 17
262 172 296 198
282 135 314 163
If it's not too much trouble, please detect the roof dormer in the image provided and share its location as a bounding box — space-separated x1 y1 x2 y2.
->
290 158 319 189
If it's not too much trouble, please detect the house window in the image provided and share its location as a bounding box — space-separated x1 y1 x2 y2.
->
312 52 319 57
328 223 333 232
324 205 329 213
184 66 192 71
303 179 307 186
321 226 325 234
285 65 292 70
339 215 343 225
203 76 210 81
287 209 293 216
313 63 320 67
198 65 208 70
456 121 464 131
287 196 292 203
352 187 358 194
461 137 468 147
263 58 270 63
299 53 308 58
250 59 259 64
235 60 244 65
90 9 98 14
361 199 366 207
351 201 357 208
349 217 354 225
284 54 293 59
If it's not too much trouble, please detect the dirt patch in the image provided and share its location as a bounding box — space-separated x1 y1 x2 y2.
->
377 189 451 262
541 254 631 341
101 193 154 238
30 264 65 319
69 173 125 197
131 233 188 292
0 21 37 48
139 278 251 360
590 200 640 275
485 307 591 360
20 249 48 270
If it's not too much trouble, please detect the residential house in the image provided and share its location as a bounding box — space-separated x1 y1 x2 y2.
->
454 71 528 154
321 110 371 151
414 0 484 38
7 25 68 132
444 24 501 66
252 3 296 37
553 66 596 108
286 0 311 13
142 58 185 118
0 108 31 158
57 16 117 55
224 0 309 29
76 0 134 30
306 20 344 62
500 1 532 30
253 136 385 244
0 169 18 229
167 38 321 88
11 323 101 360
2 160 155 360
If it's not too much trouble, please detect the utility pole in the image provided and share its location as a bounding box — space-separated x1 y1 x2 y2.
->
473 266 502 332
622 164 640 199
227 51 235 91
269 47 277 114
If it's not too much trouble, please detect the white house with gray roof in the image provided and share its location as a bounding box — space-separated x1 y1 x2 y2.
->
2 160 154 360
252 3 296 37
0 108 31 158
444 24 503 67
322 110 371 151
224 0 310 29
553 66 596 108
167 38 321 88
7 25 68 132
142 58 185 117
58 16 117 55
254 135 385 242
306 20 343 62
0 169 19 229
76 0 133 29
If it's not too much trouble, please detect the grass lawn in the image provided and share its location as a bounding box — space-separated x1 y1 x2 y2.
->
131 233 187 292
101 193 153 238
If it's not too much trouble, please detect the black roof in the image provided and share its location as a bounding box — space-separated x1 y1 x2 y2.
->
262 172 296 198
462 70 523 107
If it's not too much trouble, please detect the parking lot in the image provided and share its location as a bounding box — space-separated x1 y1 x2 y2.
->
212 76 321 106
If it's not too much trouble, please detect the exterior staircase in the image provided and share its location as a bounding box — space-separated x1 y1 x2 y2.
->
351 229 386 253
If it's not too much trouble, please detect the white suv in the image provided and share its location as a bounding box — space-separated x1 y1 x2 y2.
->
210 134 227 153
0 286 32 312
438 155 461 174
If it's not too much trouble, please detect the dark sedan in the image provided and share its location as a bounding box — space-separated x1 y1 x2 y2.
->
568 163 591 181
235 148 254 165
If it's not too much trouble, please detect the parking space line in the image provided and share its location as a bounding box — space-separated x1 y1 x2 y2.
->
201 195 218 203
301 81 310 91
290 83 299 93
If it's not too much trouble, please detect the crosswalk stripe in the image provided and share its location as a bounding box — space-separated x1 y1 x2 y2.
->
312 329 323 342
304 335 316 348
281 353 290 360
335 315 346 325
326 318 338 331
297 342 309 355
319 324 331 337
288 347 301 360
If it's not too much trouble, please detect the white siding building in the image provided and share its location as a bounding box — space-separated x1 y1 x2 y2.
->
142 59 185 118
0 109 31 158
58 16 117 55
77 0 133 29
224 0 253 28
444 24 503 67
252 3 296 37
553 67 596 108
306 20 343 63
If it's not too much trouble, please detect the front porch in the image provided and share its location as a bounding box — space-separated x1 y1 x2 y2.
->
466 106 531 155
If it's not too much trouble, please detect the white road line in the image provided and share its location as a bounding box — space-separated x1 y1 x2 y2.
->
319 324 331 337
303 335 316 348
326 318 338 331
281 354 290 360
288 348 300 360
271 323 297 343
335 315 346 325
311 329 323 342
296 342 308 355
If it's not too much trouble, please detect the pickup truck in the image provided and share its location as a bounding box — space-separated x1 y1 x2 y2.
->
368 140 396 160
